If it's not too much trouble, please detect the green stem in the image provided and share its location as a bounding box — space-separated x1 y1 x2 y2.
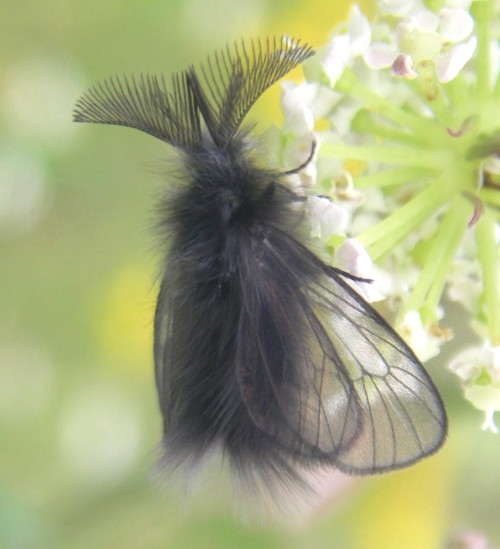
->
322 142 448 168
480 188 500 208
358 176 451 260
355 166 434 189
445 71 472 113
476 209 500 344
410 64 454 129
426 83 455 129
351 110 430 146
404 195 470 323
335 69 440 139
494 66 500 101
471 0 492 101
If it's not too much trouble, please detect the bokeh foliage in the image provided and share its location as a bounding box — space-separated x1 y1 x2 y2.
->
1 1 499 547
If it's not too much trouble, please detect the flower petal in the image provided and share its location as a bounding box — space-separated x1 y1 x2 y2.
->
308 195 348 238
322 35 351 86
435 35 477 82
336 238 386 302
349 5 372 56
364 42 399 69
379 0 421 17
439 8 474 43
410 10 439 33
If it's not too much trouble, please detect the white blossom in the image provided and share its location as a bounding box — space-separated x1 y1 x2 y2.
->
439 8 474 43
400 310 453 361
336 238 386 302
322 5 371 86
450 345 500 432
435 36 477 82
307 196 348 240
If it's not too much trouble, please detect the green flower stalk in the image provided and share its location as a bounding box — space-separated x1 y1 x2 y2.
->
279 0 500 430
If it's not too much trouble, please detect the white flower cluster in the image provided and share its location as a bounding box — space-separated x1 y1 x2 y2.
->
279 0 500 431
364 1 476 83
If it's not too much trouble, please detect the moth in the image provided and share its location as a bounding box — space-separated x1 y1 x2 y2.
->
74 37 447 495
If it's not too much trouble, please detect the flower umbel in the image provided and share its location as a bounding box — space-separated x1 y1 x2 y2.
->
281 0 500 430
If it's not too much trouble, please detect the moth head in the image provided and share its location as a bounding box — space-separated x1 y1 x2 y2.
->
220 189 243 227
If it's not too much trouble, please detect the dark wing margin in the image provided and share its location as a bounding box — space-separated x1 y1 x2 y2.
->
237 232 447 474
73 37 314 150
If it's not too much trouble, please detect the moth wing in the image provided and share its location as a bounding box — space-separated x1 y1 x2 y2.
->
237 237 447 473
311 270 447 472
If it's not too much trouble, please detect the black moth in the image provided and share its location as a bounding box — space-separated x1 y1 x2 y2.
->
74 37 446 494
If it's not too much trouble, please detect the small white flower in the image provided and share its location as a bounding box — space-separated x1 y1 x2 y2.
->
307 195 348 240
281 82 316 134
449 347 483 382
435 35 477 82
450 345 500 383
465 386 500 433
379 0 424 18
482 408 499 433
322 5 371 85
399 310 451 361
281 82 339 127
335 238 386 302
364 43 399 69
450 345 500 432
326 102 363 137
407 10 440 33
439 8 474 43
322 35 352 86
348 4 372 56
280 83 327 190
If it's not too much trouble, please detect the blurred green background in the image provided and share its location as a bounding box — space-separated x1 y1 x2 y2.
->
1 1 499 548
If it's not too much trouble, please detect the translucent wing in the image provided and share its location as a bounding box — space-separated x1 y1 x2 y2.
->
237 231 447 473
73 37 314 150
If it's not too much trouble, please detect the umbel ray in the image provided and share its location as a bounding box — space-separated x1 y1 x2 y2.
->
73 37 447 495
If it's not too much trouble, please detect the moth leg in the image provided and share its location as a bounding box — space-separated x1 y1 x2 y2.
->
283 137 317 175
260 181 307 204
326 265 373 285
